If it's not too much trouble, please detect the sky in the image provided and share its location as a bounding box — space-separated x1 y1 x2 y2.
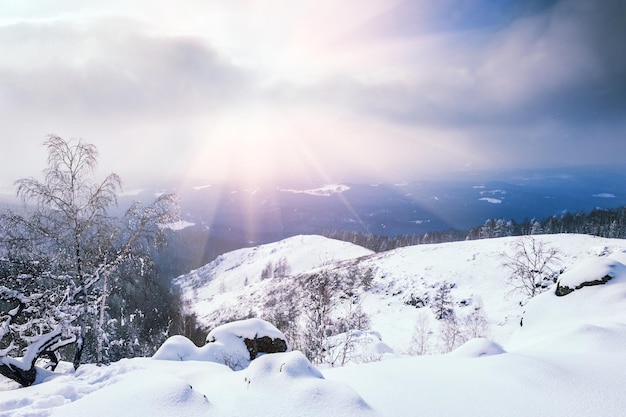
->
0 0 625 190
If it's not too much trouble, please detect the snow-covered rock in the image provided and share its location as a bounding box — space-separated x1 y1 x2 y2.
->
244 351 323 383
206 318 289 362
153 319 289 370
152 335 205 362
243 351 375 416
555 257 626 296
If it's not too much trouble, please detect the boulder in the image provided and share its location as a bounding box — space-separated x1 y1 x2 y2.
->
244 335 288 360
554 258 626 297
206 318 289 360
154 318 289 370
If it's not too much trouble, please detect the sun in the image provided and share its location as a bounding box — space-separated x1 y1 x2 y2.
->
186 105 337 188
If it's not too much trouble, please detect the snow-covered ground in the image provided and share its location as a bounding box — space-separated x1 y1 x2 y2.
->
2 234 626 416
177 233 625 350
174 234 374 325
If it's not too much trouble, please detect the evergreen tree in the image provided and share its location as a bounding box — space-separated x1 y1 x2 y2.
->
431 282 455 320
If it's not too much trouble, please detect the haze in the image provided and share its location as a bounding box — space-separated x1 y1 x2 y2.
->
1 0 625 190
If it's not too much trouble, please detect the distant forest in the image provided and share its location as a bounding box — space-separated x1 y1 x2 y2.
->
156 205 626 279
321 206 626 253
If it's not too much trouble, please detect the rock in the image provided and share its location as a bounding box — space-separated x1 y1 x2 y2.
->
154 318 289 370
244 335 288 360
554 258 626 297
205 318 290 366
555 274 612 296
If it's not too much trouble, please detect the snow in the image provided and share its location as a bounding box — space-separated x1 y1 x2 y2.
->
206 317 286 344
192 184 212 191
324 247 626 416
447 337 506 357
176 234 626 352
152 335 207 361
4 234 626 416
593 193 615 198
479 197 502 204
174 234 373 323
556 256 626 291
507 251 626 351
0 353 374 417
153 319 289 369
278 184 350 196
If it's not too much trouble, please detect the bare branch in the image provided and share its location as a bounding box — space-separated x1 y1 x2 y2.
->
501 236 562 298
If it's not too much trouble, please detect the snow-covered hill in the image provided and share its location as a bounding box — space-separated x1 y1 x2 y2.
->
3 233 626 416
327 249 626 416
174 234 374 324
176 233 626 352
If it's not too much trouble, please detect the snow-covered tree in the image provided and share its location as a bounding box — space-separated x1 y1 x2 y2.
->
431 281 455 320
462 301 489 339
530 218 543 235
299 270 337 363
501 236 561 298
0 136 179 385
439 312 466 353
409 310 432 356
297 269 371 365
0 267 77 386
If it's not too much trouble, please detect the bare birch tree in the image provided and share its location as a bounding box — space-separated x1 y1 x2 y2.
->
0 136 178 385
501 236 562 298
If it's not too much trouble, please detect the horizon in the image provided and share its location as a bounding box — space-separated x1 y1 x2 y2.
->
1 1 625 189
2 161 626 196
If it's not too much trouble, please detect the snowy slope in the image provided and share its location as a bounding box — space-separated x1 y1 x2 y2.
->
3 234 626 416
326 245 626 417
174 234 374 323
350 234 625 349
0 355 375 417
177 233 626 352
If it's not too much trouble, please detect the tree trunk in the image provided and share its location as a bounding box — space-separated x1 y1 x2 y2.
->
96 272 109 366
0 363 37 387
0 326 74 387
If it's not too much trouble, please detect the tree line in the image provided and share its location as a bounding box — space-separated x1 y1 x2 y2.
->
321 207 626 252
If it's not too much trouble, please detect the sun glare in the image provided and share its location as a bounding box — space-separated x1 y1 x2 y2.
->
187 107 314 188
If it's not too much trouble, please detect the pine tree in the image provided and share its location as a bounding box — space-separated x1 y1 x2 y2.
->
431 282 455 320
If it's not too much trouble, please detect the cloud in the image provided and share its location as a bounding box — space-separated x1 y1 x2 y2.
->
0 0 624 187
298 0 626 129
0 18 249 120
